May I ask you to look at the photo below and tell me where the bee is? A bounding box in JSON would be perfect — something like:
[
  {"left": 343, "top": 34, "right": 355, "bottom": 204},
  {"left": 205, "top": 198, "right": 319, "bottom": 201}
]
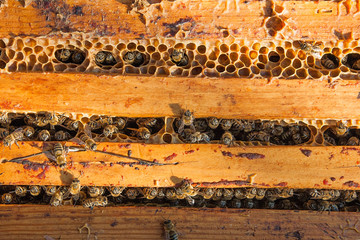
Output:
[
  {"left": 171, "top": 49, "right": 189, "bottom": 67},
  {"left": 71, "top": 50, "right": 85, "bottom": 64},
  {"left": 14, "top": 186, "right": 27, "bottom": 197},
  {"left": 271, "top": 125, "right": 284, "bottom": 136},
  {"left": 108, "top": 186, "right": 125, "bottom": 197},
  {"left": 83, "top": 196, "right": 108, "bottom": 208},
  {"left": 1, "top": 193, "right": 13, "bottom": 204},
  {"left": 199, "top": 188, "right": 215, "bottom": 199},
  {"left": 194, "top": 119, "right": 208, "bottom": 132},
  {"left": 278, "top": 188, "right": 294, "bottom": 198},
  {"left": 44, "top": 186, "right": 57, "bottom": 196},
  {"left": 76, "top": 125, "right": 97, "bottom": 151},
  {"left": 176, "top": 180, "right": 199, "bottom": 197},
  {"left": 208, "top": 117, "right": 220, "bottom": 129},
  {"left": 3, "top": 128, "right": 24, "bottom": 148},
  {"left": 129, "top": 127, "right": 151, "bottom": 140},
  {"left": 0, "top": 112, "right": 11, "bottom": 126},
  {"left": 188, "top": 131, "right": 210, "bottom": 143},
  {"left": 29, "top": 185, "right": 41, "bottom": 197},
  {"left": 69, "top": 178, "right": 82, "bottom": 200},
  {"left": 300, "top": 126, "right": 311, "bottom": 141},
  {"left": 297, "top": 41, "right": 322, "bottom": 58},
  {"left": 220, "top": 119, "right": 233, "bottom": 131},
  {"left": 98, "top": 116, "right": 114, "bottom": 127},
  {"left": 261, "top": 121, "right": 275, "bottom": 131},
  {"left": 220, "top": 131, "right": 235, "bottom": 146},
  {"left": 125, "top": 188, "right": 139, "bottom": 200},
  {"left": 88, "top": 120, "right": 102, "bottom": 130},
  {"left": 217, "top": 199, "right": 227, "bottom": 208},
  {"left": 347, "top": 136, "right": 359, "bottom": 146},
  {"left": 123, "top": 51, "right": 145, "bottom": 67},
  {"left": 342, "top": 190, "right": 357, "bottom": 202},
  {"left": 244, "top": 199, "right": 255, "bottom": 208},
  {"left": 50, "top": 188, "right": 64, "bottom": 206},
  {"left": 321, "top": 57, "right": 337, "bottom": 69},
  {"left": 53, "top": 143, "right": 67, "bottom": 168},
  {"left": 88, "top": 186, "right": 105, "bottom": 198},
  {"left": 321, "top": 190, "right": 340, "bottom": 201},
  {"left": 223, "top": 188, "right": 234, "bottom": 200},
  {"left": 265, "top": 188, "right": 281, "bottom": 201},
  {"left": 136, "top": 118, "right": 157, "bottom": 128},
  {"left": 55, "top": 49, "right": 72, "bottom": 62},
  {"left": 60, "top": 117, "right": 79, "bottom": 131},
  {"left": 114, "top": 117, "right": 126, "bottom": 130},
  {"left": 141, "top": 188, "right": 158, "bottom": 200},
  {"left": 166, "top": 189, "right": 178, "bottom": 200},
  {"left": 103, "top": 125, "right": 119, "bottom": 138},
  {"left": 0, "top": 128, "right": 9, "bottom": 139},
  {"left": 324, "top": 134, "right": 336, "bottom": 145},
  {"left": 23, "top": 126, "right": 35, "bottom": 138},
  {"left": 163, "top": 220, "right": 179, "bottom": 240},
  {"left": 309, "top": 189, "right": 322, "bottom": 199},
  {"left": 256, "top": 188, "right": 267, "bottom": 200},
  {"left": 234, "top": 188, "right": 246, "bottom": 200},
  {"left": 318, "top": 201, "right": 339, "bottom": 212},
  {"left": 212, "top": 189, "right": 223, "bottom": 201},
  {"left": 352, "top": 59, "right": 360, "bottom": 70},
  {"left": 233, "top": 120, "right": 255, "bottom": 132},
  {"left": 245, "top": 188, "right": 257, "bottom": 199},
  {"left": 304, "top": 200, "right": 318, "bottom": 210},
  {"left": 247, "top": 131, "right": 270, "bottom": 142},
  {"left": 95, "top": 51, "right": 116, "bottom": 66},
  {"left": 231, "top": 199, "right": 242, "bottom": 208},
  {"left": 177, "top": 110, "right": 196, "bottom": 134},
  {"left": 54, "top": 130, "right": 71, "bottom": 141},
  {"left": 38, "top": 129, "right": 51, "bottom": 141},
  {"left": 45, "top": 112, "right": 62, "bottom": 128},
  {"left": 264, "top": 200, "right": 275, "bottom": 209},
  {"left": 31, "top": 113, "right": 50, "bottom": 127},
  {"left": 157, "top": 188, "right": 166, "bottom": 199}
]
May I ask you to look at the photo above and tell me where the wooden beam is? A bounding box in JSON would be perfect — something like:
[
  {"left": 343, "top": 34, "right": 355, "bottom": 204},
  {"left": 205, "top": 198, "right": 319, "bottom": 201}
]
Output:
[
  {"left": 0, "top": 0, "right": 359, "bottom": 40},
  {"left": 0, "top": 205, "right": 358, "bottom": 239},
  {"left": 1, "top": 142, "right": 360, "bottom": 189},
  {"left": 0, "top": 73, "right": 360, "bottom": 119}
]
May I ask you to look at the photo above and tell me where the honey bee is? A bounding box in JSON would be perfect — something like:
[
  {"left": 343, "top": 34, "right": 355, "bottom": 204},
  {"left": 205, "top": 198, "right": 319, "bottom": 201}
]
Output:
[
  {"left": 352, "top": 59, "right": 360, "bottom": 70},
  {"left": 60, "top": 117, "right": 79, "bottom": 131},
  {"left": 244, "top": 199, "right": 255, "bottom": 208},
  {"left": 3, "top": 128, "right": 24, "bottom": 148},
  {"left": 223, "top": 188, "right": 234, "bottom": 200},
  {"left": 69, "top": 178, "right": 82, "bottom": 200},
  {"left": 1, "top": 193, "right": 13, "bottom": 204},
  {"left": 29, "top": 185, "right": 41, "bottom": 197},
  {"left": 256, "top": 188, "right": 267, "bottom": 200},
  {"left": 15, "top": 186, "right": 27, "bottom": 197},
  {"left": 123, "top": 51, "right": 145, "bottom": 67},
  {"left": 71, "top": 50, "right": 85, "bottom": 64},
  {"left": 177, "top": 110, "right": 196, "bottom": 134},
  {"left": 157, "top": 188, "right": 166, "bottom": 199},
  {"left": 297, "top": 41, "right": 322, "bottom": 58},
  {"left": 0, "top": 112, "right": 11, "bottom": 126},
  {"left": 23, "top": 126, "right": 35, "bottom": 138},
  {"left": 188, "top": 131, "right": 210, "bottom": 143},
  {"left": 233, "top": 120, "right": 255, "bottom": 132},
  {"left": 245, "top": 188, "right": 257, "bottom": 199},
  {"left": 54, "top": 130, "right": 71, "bottom": 141},
  {"left": 44, "top": 186, "right": 57, "bottom": 196},
  {"left": 264, "top": 200, "right": 275, "bottom": 209},
  {"left": 220, "top": 131, "right": 235, "bottom": 146},
  {"left": 208, "top": 117, "right": 220, "bottom": 129},
  {"left": 347, "top": 136, "right": 360, "bottom": 146},
  {"left": 265, "top": 188, "right": 281, "bottom": 201},
  {"left": 98, "top": 116, "right": 114, "bottom": 127},
  {"left": 194, "top": 119, "right": 208, "bottom": 132},
  {"left": 136, "top": 118, "right": 157, "bottom": 128},
  {"left": 83, "top": 196, "right": 108, "bottom": 208},
  {"left": 166, "top": 189, "right": 177, "bottom": 200},
  {"left": 0, "top": 128, "right": 9, "bottom": 139},
  {"left": 88, "top": 120, "right": 102, "bottom": 130},
  {"left": 50, "top": 188, "right": 64, "bottom": 206},
  {"left": 163, "top": 220, "right": 179, "bottom": 240},
  {"left": 247, "top": 131, "right": 270, "bottom": 142},
  {"left": 38, "top": 129, "right": 51, "bottom": 141},
  {"left": 278, "top": 188, "right": 294, "bottom": 198},
  {"left": 318, "top": 200, "right": 339, "bottom": 212},
  {"left": 220, "top": 119, "right": 233, "bottom": 131},
  {"left": 129, "top": 127, "right": 151, "bottom": 140},
  {"left": 324, "top": 134, "right": 336, "bottom": 145},
  {"left": 342, "top": 190, "right": 357, "bottom": 202},
  {"left": 95, "top": 51, "right": 116, "bottom": 66},
  {"left": 231, "top": 199, "right": 242, "bottom": 208},
  {"left": 103, "top": 125, "right": 119, "bottom": 138},
  {"left": 271, "top": 125, "right": 283, "bottom": 136},
  {"left": 125, "top": 188, "right": 139, "bottom": 200},
  {"left": 199, "top": 188, "right": 215, "bottom": 199},
  {"left": 304, "top": 200, "right": 317, "bottom": 210},
  {"left": 114, "top": 117, "right": 126, "bottom": 130},
  {"left": 55, "top": 49, "right": 72, "bottom": 62},
  {"left": 212, "top": 188, "right": 223, "bottom": 201},
  {"left": 321, "top": 56, "right": 338, "bottom": 69},
  {"left": 76, "top": 125, "right": 97, "bottom": 151},
  {"left": 141, "top": 188, "right": 158, "bottom": 200},
  {"left": 217, "top": 199, "right": 227, "bottom": 208},
  {"left": 171, "top": 49, "right": 189, "bottom": 67},
  {"left": 88, "top": 186, "right": 105, "bottom": 198},
  {"left": 53, "top": 143, "right": 67, "bottom": 168},
  {"left": 321, "top": 190, "right": 341, "bottom": 201},
  {"left": 30, "top": 113, "right": 50, "bottom": 127},
  {"left": 108, "top": 186, "right": 125, "bottom": 197},
  {"left": 234, "top": 188, "right": 246, "bottom": 200},
  {"left": 176, "top": 180, "right": 199, "bottom": 197}
]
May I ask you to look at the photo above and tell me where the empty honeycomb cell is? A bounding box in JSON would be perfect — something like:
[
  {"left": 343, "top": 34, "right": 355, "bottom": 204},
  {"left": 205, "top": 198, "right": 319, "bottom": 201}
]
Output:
[
  {"left": 43, "top": 63, "right": 54, "bottom": 72},
  {"left": 209, "top": 49, "right": 219, "bottom": 61},
  {"left": 260, "top": 70, "right": 272, "bottom": 78},
  {"left": 323, "top": 47, "right": 331, "bottom": 53},
  {"left": 292, "top": 59, "right": 302, "bottom": 69},
  {"left": 342, "top": 53, "right": 360, "bottom": 70},
  {"left": 54, "top": 64, "right": 67, "bottom": 72},
  {"left": 17, "top": 62, "right": 26, "bottom": 72},
  {"left": 155, "top": 66, "right": 170, "bottom": 76},
  {"left": 84, "top": 40, "right": 93, "bottom": 49},
  {"left": 249, "top": 50, "right": 258, "bottom": 59},
  {"left": 152, "top": 52, "right": 161, "bottom": 61},
  {"left": 286, "top": 49, "right": 296, "bottom": 59},
  {"left": 158, "top": 44, "right": 167, "bottom": 52},
  {"left": 282, "top": 66, "right": 295, "bottom": 77},
  {"left": 45, "top": 46, "right": 54, "bottom": 56},
  {"left": 240, "top": 46, "right": 249, "bottom": 54},
  {"left": 252, "top": 42, "right": 261, "bottom": 51},
  {"left": 268, "top": 51, "right": 280, "bottom": 62},
  {"left": 7, "top": 38, "right": 14, "bottom": 47},
  {"left": 229, "top": 52, "right": 239, "bottom": 62},
  {"left": 222, "top": 30, "right": 230, "bottom": 38},
  {"left": 306, "top": 56, "right": 315, "bottom": 67},
  {"left": 174, "top": 43, "right": 185, "bottom": 49},
  {"left": 226, "top": 65, "right": 236, "bottom": 73},
  {"left": 284, "top": 41, "right": 293, "bottom": 49},
  {"left": 238, "top": 67, "right": 250, "bottom": 77},
  {"left": 315, "top": 134, "right": 324, "bottom": 145},
  {"left": 0, "top": 60, "right": 6, "bottom": 69},
  {"left": 147, "top": 45, "right": 156, "bottom": 53},
  {"left": 330, "top": 69, "right": 341, "bottom": 77},
  {"left": 186, "top": 43, "right": 196, "bottom": 50},
  {"left": 280, "top": 58, "right": 291, "bottom": 68},
  {"left": 204, "top": 68, "right": 220, "bottom": 77},
  {"left": 148, "top": 65, "right": 157, "bottom": 75},
  {"left": 127, "top": 42, "right": 137, "bottom": 50},
  {"left": 162, "top": 133, "right": 173, "bottom": 143},
  {"left": 276, "top": 47, "right": 285, "bottom": 54},
  {"left": 7, "top": 49, "right": 15, "bottom": 59},
  {"left": 256, "top": 63, "right": 265, "bottom": 69},
  {"left": 38, "top": 38, "right": 49, "bottom": 46},
  {"left": 140, "top": 66, "right": 148, "bottom": 74},
  {"left": 320, "top": 54, "right": 339, "bottom": 69},
  {"left": 234, "top": 61, "right": 244, "bottom": 68},
  {"left": 34, "top": 45, "right": 43, "bottom": 54},
  {"left": 197, "top": 45, "right": 207, "bottom": 54},
  {"left": 38, "top": 53, "right": 48, "bottom": 64},
  {"left": 206, "top": 61, "right": 215, "bottom": 68},
  {"left": 24, "top": 38, "right": 36, "bottom": 47},
  {"left": 354, "top": 47, "right": 360, "bottom": 53},
  {"left": 340, "top": 66, "right": 349, "bottom": 72},
  {"left": 259, "top": 47, "right": 268, "bottom": 54},
  {"left": 230, "top": 43, "right": 240, "bottom": 52},
  {"left": 216, "top": 65, "right": 225, "bottom": 73},
  {"left": 331, "top": 47, "right": 341, "bottom": 56},
  {"left": 195, "top": 54, "right": 207, "bottom": 65},
  {"left": 104, "top": 45, "right": 114, "bottom": 51},
  {"left": 250, "top": 65, "right": 260, "bottom": 74},
  {"left": 125, "top": 65, "right": 140, "bottom": 74},
  {"left": 308, "top": 69, "right": 322, "bottom": 79},
  {"left": 220, "top": 44, "right": 229, "bottom": 52},
  {"left": 258, "top": 55, "right": 268, "bottom": 64},
  {"left": 15, "top": 39, "right": 24, "bottom": 51},
  {"left": 275, "top": 5, "right": 284, "bottom": 13},
  {"left": 297, "top": 51, "right": 306, "bottom": 60},
  {"left": 94, "top": 42, "right": 103, "bottom": 49},
  {"left": 240, "top": 54, "right": 251, "bottom": 67},
  {"left": 266, "top": 16, "right": 285, "bottom": 31},
  {"left": 116, "top": 43, "right": 126, "bottom": 51},
  {"left": 15, "top": 52, "right": 24, "bottom": 61},
  {"left": 0, "top": 40, "right": 5, "bottom": 48},
  {"left": 272, "top": 66, "right": 283, "bottom": 77},
  {"left": 320, "top": 70, "right": 329, "bottom": 76},
  {"left": 23, "top": 47, "right": 32, "bottom": 56},
  {"left": 7, "top": 62, "right": 17, "bottom": 72},
  {"left": 218, "top": 54, "right": 230, "bottom": 65}
]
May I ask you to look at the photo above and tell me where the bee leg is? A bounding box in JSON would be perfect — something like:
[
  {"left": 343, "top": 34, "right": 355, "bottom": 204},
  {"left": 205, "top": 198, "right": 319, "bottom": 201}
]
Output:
[{"left": 15, "top": 141, "right": 20, "bottom": 149}]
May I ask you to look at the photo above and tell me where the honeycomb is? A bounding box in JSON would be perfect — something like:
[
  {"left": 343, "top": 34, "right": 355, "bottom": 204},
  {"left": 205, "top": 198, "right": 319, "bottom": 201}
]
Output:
[
  {"left": 0, "top": 185, "right": 359, "bottom": 212},
  {"left": 1, "top": 36, "right": 360, "bottom": 79}
]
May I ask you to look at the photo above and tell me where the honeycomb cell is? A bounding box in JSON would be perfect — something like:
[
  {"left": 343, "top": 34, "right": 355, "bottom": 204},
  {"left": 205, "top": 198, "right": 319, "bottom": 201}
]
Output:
[
  {"left": 158, "top": 44, "right": 167, "bottom": 52},
  {"left": 206, "top": 61, "right": 215, "bottom": 68},
  {"left": 38, "top": 53, "right": 48, "bottom": 64},
  {"left": 229, "top": 52, "right": 239, "bottom": 62},
  {"left": 306, "top": 56, "right": 315, "bottom": 67},
  {"left": 151, "top": 52, "right": 161, "bottom": 61},
  {"left": 308, "top": 69, "right": 322, "bottom": 79},
  {"left": 0, "top": 60, "right": 6, "bottom": 69},
  {"left": 197, "top": 45, "right": 206, "bottom": 54},
  {"left": 280, "top": 58, "right": 291, "bottom": 68},
  {"left": 124, "top": 51, "right": 145, "bottom": 67},
  {"left": 15, "top": 52, "right": 24, "bottom": 61},
  {"left": 234, "top": 61, "right": 244, "bottom": 68},
  {"left": 34, "top": 45, "right": 43, "bottom": 54},
  {"left": 249, "top": 50, "right": 258, "bottom": 59},
  {"left": 342, "top": 53, "right": 360, "bottom": 70},
  {"left": 162, "top": 133, "right": 172, "bottom": 143},
  {"left": 186, "top": 43, "right": 196, "bottom": 50},
  {"left": 238, "top": 67, "right": 251, "bottom": 77},
  {"left": 286, "top": 49, "right": 296, "bottom": 59},
  {"left": 266, "top": 16, "right": 285, "bottom": 31},
  {"left": 226, "top": 65, "right": 236, "bottom": 73},
  {"left": 95, "top": 51, "right": 117, "bottom": 66},
  {"left": 125, "top": 65, "right": 140, "bottom": 74},
  {"left": 340, "top": 66, "right": 349, "bottom": 72},
  {"left": 354, "top": 47, "right": 360, "bottom": 53},
  {"left": 272, "top": 66, "right": 283, "bottom": 77},
  {"left": 15, "top": 39, "right": 24, "bottom": 51},
  {"left": 43, "top": 63, "right": 54, "bottom": 72},
  {"left": 282, "top": 66, "right": 295, "bottom": 77},
  {"left": 156, "top": 67, "right": 170, "bottom": 76},
  {"left": 268, "top": 51, "right": 280, "bottom": 62},
  {"left": 251, "top": 65, "right": 260, "bottom": 74},
  {"left": 116, "top": 43, "right": 126, "bottom": 51},
  {"left": 258, "top": 54, "right": 268, "bottom": 64},
  {"left": 195, "top": 54, "right": 207, "bottom": 65},
  {"left": 297, "top": 50, "right": 306, "bottom": 60},
  {"left": 23, "top": 47, "right": 32, "bottom": 56},
  {"left": 148, "top": 65, "right": 156, "bottom": 75},
  {"left": 147, "top": 45, "right": 156, "bottom": 53},
  {"left": 171, "top": 68, "right": 183, "bottom": 76},
  {"left": 230, "top": 43, "right": 240, "bottom": 52},
  {"left": 275, "top": 5, "right": 284, "bottom": 13},
  {"left": 209, "top": 48, "right": 220, "bottom": 61},
  {"left": 127, "top": 42, "right": 137, "bottom": 50},
  {"left": 17, "top": 62, "right": 26, "bottom": 72},
  {"left": 218, "top": 54, "right": 230, "bottom": 65},
  {"left": 220, "top": 44, "right": 229, "bottom": 53},
  {"left": 252, "top": 42, "right": 261, "bottom": 51},
  {"left": 204, "top": 68, "right": 220, "bottom": 77},
  {"left": 7, "top": 49, "right": 15, "bottom": 59},
  {"left": 240, "top": 46, "right": 249, "bottom": 54},
  {"left": 292, "top": 59, "right": 302, "bottom": 69},
  {"left": 260, "top": 70, "right": 271, "bottom": 78},
  {"left": 330, "top": 69, "right": 341, "bottom": 77},
  {"left": 54, "top": 64, "right": 67, "bottom": 72},
  {"left": 240, "top": 54, "right": 251, "bottom": 67},
  {"left": 24, "top": 38, "right": 36, "bottom": 47},
  {"left": 216, "top": 65, "right": 225, "bottom": 73},
  {"left": 276, "top": 47, "right": 285, "bottom": 54},
  {"left": 256, "top": 63, "right": 265, "bottom": 69},
  {"left": 320, "top": 53, "right": 339, "bottom": 69},
  {"left": 8, "top": 62, "right": 17, "bottom": 72}
]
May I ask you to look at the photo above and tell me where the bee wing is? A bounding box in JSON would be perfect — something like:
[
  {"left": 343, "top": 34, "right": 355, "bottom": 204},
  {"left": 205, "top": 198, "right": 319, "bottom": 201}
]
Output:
[
  {"left": 43, "top": 150, "right": 56, "bottom": 162},
  {"left": 84, "top": 124, "right": 92, "bottom": 137},
  {"left": 12, "top": 127, "right": 24, "bottom": 133},
  {"left": 70, "top": 137, "right": 85, "bottom": 146}
]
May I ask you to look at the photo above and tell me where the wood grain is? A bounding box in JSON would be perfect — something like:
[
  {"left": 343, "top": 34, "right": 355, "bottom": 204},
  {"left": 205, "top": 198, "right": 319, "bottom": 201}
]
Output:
[
  {"left": 0, "top": 0, "right": 358, "bottom": 40},
  {"left": 0, "top": 205, "right": 358, "bottom": 240},
  {"left": 0, "top": 73, "right": 360, "bottom": 119},
  {"left": 1, "top": 142, "right": 360, "bottom": 189}
]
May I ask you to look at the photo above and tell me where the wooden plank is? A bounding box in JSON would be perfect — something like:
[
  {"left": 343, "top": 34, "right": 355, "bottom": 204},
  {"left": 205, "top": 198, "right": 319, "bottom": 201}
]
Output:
[
  {"left": 0, "top": 0, "right": 358, "bottom": 40},
  {"left": 0, "top": 205, "right": 358, "bottom": 240},
  {"left": 0, "top": 73, "right": 360, "bottom": 119},
  {"left": 1, "top": 142, "right": 360, "bottom": 189}
]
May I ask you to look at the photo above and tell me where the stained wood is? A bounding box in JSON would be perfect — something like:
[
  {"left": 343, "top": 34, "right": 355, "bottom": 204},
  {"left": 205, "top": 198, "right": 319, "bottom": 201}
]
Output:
[
  {"left": 0, "top": 73, "right": 360, "bottom": 119},
  {"left": 1, "top": 142, "right": 360, "bottom": 189},
  {"left": 0, "top": 205, "right": 358, "bottom": 240},
  {"left": 0, "top": 0, "right": 358, "bottom": 40}
]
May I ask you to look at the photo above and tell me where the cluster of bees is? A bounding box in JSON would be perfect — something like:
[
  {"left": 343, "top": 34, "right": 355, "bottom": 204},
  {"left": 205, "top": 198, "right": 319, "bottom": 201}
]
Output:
[
  {"left": 324, "top": 122, "right": 360, "bottom": 146},
  {"left": 1, "top": 181, "right": 360, "bottom": 212}
]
